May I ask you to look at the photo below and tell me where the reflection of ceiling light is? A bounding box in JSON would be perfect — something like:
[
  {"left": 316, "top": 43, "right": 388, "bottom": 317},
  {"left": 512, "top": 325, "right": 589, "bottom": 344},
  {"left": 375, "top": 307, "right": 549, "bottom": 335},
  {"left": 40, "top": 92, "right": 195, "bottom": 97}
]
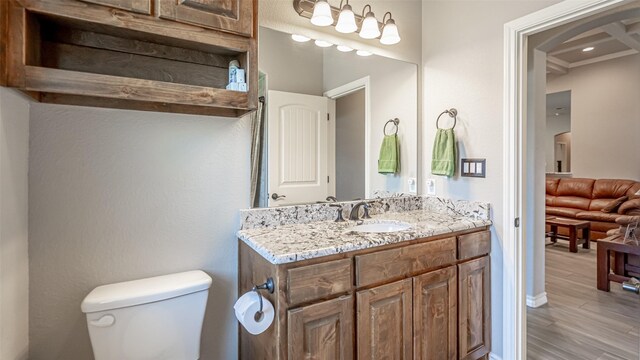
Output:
[
  {"left": 310, "top": 0, "right": 333, "bottom": 26},
  {"left": 291, "top": 34, "right": 311, "bottom": 42},
  {"left": 337, "top": 45, "right": 354, "bottom": 52},
  {"left": 555, "top": 112, "right": 559, "bottom": 116},
  {"left": 336, "top": 3, "right": 357, "bottom": 33},
  {"left": 356, "top": 50, "right": 373, "bottom": 56},
  {"left": 314, "top": 40, "right": 334, "bottom": 48},
  {"left": 582, "top": 46, "right": 594, "bottom": 52}
]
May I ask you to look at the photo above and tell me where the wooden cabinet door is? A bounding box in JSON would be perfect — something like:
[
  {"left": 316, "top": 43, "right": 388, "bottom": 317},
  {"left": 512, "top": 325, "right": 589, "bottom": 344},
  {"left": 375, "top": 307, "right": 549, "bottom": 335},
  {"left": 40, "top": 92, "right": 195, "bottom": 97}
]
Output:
[
  {"left": 159, "top": 0, "right": 254, "bottom": 37},
  {"left": 287, "top": 295, "right": 354, "bottom": 360},
  {"left": 413, "top": 266, "right": 457, "bottom": 360},
  {"left": 458, "top": 256, "right": 491, "bottom": 360},
  {"left": 357, "top": 278, "right": 412, "bottom": 360},
  {"left": 79, "top": 0, "right": 152, "bottom": 14}
]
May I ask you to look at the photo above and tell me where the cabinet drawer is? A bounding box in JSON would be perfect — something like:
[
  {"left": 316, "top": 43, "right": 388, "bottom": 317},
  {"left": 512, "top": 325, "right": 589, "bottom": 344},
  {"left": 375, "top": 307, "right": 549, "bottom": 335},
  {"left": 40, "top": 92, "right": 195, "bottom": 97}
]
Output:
[
  {"left": 79, "top": 0, "right": 152, "bottom": 14},
  {"left": 355, "top": 237, "right": 456, "bottom": 287},
  {"left": 287, "top": 258, "right": 352, "bottom": 305},
  {"left": 458, "top": 231, "right": 491, "bottom": 260}
]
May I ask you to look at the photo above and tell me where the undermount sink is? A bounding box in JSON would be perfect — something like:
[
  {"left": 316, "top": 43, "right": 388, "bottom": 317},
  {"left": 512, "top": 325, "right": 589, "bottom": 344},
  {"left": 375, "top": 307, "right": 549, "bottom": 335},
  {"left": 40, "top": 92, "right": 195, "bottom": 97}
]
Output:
[{"left": 349, "top": 221, "right": 411, "bottom": 233}]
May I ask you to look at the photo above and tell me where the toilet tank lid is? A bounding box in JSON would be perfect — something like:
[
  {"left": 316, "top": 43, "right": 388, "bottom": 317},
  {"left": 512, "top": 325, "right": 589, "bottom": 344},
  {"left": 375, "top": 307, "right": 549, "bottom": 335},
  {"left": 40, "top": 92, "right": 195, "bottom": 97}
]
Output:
[{"left": 81, "top": 270, "right": 212, "bottom": 313}]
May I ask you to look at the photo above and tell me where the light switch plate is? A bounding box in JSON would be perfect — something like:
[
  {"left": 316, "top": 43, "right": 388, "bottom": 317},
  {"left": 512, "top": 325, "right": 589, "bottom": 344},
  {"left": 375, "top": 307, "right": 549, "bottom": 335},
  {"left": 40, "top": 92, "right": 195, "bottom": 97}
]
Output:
[{"left": 461, "top": 158, "right": 486, "bottom": 178}]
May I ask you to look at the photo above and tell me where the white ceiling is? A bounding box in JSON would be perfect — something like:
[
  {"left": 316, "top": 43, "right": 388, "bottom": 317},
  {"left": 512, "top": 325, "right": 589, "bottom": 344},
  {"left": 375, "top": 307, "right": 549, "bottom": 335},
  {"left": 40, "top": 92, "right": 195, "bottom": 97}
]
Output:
[{"left": 546, "top": 18, "right": 640, "bottom": 75}]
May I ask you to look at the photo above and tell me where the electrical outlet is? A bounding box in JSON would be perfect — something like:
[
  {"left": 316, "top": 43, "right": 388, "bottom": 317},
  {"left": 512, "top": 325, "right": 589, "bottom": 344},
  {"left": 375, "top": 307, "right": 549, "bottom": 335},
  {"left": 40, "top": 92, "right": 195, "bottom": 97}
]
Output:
[
  {"left": 408, "top": 178, "right": 417, "bottom": 194},
  {"left": 426, "top": 179, "right": 436, "bottom": 196}
]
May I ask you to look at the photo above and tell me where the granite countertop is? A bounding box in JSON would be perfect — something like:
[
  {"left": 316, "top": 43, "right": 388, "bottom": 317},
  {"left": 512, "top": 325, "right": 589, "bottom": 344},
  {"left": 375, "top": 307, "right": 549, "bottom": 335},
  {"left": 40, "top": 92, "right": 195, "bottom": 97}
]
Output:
[{"left": 237, "top": 210, "right": 492, "bottom": 265}]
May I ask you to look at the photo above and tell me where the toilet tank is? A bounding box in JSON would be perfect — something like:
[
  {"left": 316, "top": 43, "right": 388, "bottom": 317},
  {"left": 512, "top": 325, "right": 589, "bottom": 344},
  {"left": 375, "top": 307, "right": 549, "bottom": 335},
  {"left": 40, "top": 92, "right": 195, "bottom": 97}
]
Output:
[{"left": 81, "top": 270, "right": 212, "bottom": 360}]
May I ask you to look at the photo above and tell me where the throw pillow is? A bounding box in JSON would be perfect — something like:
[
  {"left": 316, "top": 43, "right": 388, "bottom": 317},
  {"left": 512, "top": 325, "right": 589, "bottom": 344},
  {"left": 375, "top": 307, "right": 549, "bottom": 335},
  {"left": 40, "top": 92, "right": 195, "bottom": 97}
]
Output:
[
  {"left": 618, "top": 198, "right": 640, "bottom": 215},
  {"left": 601, "top": 196, "right": 628, "bottom": 213}
]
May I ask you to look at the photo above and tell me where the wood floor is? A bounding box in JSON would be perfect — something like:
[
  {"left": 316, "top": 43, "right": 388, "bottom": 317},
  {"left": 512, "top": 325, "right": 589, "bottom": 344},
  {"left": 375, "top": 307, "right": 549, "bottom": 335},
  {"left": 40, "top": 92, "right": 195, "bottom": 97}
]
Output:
[{"left": 527, "top": 241, "right": 640, "bottom": 360}]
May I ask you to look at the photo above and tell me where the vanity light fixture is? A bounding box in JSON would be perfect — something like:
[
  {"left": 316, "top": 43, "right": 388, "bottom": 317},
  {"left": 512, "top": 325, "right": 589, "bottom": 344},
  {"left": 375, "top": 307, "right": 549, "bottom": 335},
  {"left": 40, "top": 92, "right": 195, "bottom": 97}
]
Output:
[
  {"left": 291, "top": 34, "right": 311, "bottom": 42},
  {"left": 582, "top": 46, "right": 594, "bottom": 52},
  {"left": 335, "top": 0, "right": 357, "bottom": 33},
  {"left": 336, "top": 45, "right": 354, "bottom": 52},
  {"left": 359, "top": 5, "right": 380, "bottom": 39},
  {"left": 315, "top": 39, "right": 334, "bottom": 47},
  {"left": 294, "top": 1, "right": 400, "bottom": 45},
  {"left": 380, "top": 12, "right": 400, "bottom": 45},
  {"left": 356, "top": 50, "right": 373, "bottom": 56},
  {"left": 310, "top": 0, "right": 334, "bottom": 26}
]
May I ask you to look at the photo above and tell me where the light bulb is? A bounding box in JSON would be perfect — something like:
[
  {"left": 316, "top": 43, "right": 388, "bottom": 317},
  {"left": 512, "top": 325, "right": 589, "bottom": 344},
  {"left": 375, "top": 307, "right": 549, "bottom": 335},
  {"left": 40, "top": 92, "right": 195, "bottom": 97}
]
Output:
[
  {"left": 311, "top": 0, "right": 334, "bottom": 27},
  {"left": 335, "top": 4, "right": 357, "bottom": 33},
  {"left": 380, "top": 18, "right": 400, "bottom": 45},
  {"left": 356, "top": 50, "right": 372, "bottom": 56},
  {"left": 359, "top": 11, "right": 380, "bottom": 39},
  {"left": 337, "top": 45, "right": 354, "bottom": 52}
]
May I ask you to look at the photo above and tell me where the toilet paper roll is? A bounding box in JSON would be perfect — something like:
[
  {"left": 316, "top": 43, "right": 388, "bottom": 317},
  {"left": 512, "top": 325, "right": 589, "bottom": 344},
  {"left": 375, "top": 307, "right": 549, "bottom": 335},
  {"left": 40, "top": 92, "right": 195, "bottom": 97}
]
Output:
[{"left": 234, "top": 291, "right": 274, "bottom": 335}]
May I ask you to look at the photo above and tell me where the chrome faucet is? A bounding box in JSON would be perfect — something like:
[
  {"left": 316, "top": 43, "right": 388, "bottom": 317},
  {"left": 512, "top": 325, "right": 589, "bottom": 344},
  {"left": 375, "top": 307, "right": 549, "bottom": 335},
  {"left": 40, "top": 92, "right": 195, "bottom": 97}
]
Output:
[{"left": 349, "top": 201, "right": 371, "bottom": 221}]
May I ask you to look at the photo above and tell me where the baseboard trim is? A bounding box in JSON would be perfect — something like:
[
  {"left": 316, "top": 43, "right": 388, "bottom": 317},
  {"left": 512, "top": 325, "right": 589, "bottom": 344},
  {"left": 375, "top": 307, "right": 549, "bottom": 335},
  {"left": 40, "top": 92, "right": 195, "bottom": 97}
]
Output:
[
  {"left": 526, "top": 292, "right": 548, "bottom": 308},
  {"left": 489, "top": 352, "right": 502, "bottom": 360}
]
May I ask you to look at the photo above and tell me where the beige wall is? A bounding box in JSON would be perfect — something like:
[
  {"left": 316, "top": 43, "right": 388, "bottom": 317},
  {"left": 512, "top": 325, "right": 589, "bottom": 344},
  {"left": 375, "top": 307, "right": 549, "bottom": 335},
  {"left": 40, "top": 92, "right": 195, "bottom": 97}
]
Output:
[
  {"left": 0, "top": 88, "right": 30, "bottom": 360},
  {"left": 28, "top": 104, "right": 251, "bottom": 360},
  {"left": 546, "top": 54, "right": 640, "bottom": 180},
  {"left": 422, "top": 1, "right": 561, "bottom": 357},
  {"left": 258, "top": 27, "right": 324, "bottom": 96}
]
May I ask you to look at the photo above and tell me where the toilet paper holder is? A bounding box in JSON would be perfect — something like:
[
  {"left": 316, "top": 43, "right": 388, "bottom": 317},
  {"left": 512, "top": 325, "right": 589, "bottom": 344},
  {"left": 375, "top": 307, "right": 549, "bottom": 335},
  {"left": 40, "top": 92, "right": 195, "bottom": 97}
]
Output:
[{"left": 252, "top": 278, "right": 274, "bottom": 320}]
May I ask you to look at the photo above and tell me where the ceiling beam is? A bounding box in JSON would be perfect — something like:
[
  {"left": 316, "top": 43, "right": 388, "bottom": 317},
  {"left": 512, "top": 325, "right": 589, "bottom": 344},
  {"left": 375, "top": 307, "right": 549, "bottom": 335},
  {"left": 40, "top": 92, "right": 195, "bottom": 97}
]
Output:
[
  {"left": 547, "top": 55, "right": 570, "bottom": 69},
  {"left": 602, "top": 22, "right": 640, "bottom": 52},
  {"left": 546, "top": 62, "right": 568, "bottom": 75},
  {"left": 627, "top": 21, "right": 640, "bottom": 35}
]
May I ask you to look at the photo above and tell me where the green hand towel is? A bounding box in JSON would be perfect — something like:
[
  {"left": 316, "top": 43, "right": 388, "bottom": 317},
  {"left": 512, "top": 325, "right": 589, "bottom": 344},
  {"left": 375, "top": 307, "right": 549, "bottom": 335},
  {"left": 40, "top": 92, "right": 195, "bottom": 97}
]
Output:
[
  {"left": 378, "top": 134, "right": 400, "bottom": 174},
  {"left": 431, "top": 128, "right": 456, "bottom": 177}
]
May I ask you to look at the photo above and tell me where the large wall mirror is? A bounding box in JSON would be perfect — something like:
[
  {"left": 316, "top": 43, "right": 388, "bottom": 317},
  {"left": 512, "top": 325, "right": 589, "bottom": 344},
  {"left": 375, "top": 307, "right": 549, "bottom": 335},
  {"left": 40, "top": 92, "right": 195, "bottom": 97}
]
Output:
[{"left": 251, "top": 26, "right": 418, "bottom": 207}]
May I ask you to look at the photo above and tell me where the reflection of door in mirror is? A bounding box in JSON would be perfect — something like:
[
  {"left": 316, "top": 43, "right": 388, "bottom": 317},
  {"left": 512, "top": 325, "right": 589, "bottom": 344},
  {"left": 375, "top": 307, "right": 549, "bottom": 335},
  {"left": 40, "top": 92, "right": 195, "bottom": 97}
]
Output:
[
  {"left": 267, "top": 90, "right": 334, "bottom": 206},
  {"left": 554, "top": 132, "right": 571, "bottom": 172}
]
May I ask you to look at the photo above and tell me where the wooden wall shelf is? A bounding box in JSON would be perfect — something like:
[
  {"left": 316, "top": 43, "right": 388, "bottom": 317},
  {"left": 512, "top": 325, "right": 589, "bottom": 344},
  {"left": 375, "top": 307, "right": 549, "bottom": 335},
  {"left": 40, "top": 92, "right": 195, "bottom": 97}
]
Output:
[{"left": 1, "top": 0, "right": 258, "bottom": 117}]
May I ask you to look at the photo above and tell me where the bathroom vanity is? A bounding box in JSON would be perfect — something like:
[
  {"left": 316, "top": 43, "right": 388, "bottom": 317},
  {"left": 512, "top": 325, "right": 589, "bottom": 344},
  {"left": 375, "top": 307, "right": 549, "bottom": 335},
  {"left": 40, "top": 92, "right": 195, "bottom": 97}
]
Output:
[{"left": 237, "top": 197, "right": 492, "bottom": 360}]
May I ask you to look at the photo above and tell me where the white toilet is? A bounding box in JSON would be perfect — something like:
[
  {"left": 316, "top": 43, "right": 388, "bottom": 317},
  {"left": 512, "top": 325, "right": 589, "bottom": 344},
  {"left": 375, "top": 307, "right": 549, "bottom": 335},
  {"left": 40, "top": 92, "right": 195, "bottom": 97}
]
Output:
[{"left": 81, "top": 270, "right": 212, "bottom": 360}]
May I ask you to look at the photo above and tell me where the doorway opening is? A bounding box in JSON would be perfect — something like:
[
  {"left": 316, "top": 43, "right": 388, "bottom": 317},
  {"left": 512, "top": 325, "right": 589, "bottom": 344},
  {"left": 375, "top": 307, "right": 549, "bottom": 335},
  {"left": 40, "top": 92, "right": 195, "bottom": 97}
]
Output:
[{"left": 503, "top": 1, "right": 640, "bottom": 359}]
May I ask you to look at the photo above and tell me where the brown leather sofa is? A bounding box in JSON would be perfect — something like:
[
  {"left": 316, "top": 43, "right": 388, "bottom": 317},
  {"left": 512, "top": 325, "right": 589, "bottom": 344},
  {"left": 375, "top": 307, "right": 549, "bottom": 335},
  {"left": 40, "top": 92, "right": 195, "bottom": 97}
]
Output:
[{"left": 546, "top": 178, "right": 640, "bottom": 240}]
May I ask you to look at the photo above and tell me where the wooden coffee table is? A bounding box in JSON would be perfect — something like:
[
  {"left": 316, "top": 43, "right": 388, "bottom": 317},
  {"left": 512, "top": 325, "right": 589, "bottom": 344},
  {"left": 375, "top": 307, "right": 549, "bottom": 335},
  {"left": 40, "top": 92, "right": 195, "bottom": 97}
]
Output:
[
  {"left": 545, "top": 217, "right": 591, "bottom": 253},
  {"left": 597, "top": 234, "right": 640, "bottom": 291}
]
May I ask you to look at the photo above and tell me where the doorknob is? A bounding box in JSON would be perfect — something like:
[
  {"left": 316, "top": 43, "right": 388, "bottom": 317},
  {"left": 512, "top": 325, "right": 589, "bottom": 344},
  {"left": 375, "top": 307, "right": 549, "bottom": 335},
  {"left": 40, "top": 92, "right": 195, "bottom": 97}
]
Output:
[{"left": 271, "top": 193, "right": 286, "bottom": 200}]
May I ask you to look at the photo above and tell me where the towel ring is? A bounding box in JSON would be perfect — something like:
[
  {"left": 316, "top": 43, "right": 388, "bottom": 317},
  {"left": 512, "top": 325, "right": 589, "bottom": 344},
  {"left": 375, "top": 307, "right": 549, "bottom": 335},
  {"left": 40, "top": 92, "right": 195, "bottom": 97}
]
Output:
[
  {"left": 383, "top": 118, "right": 400, "bottom": 136},
  {"left": 436, "top": 108, "right": 457, "bottom": 130}
]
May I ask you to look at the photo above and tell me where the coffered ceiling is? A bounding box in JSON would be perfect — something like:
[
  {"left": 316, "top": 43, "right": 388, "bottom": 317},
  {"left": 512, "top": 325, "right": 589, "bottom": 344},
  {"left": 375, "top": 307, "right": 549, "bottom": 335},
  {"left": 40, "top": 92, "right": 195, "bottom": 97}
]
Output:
[{"left": 547, "top": 18, "right": 640, "bottom": 75}]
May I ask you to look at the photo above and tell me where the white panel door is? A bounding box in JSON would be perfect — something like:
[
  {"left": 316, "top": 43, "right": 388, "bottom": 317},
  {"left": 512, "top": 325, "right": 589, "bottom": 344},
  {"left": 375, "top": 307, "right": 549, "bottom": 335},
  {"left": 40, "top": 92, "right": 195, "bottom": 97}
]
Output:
[{"left": 268, "top": 90, "right": 330, "bottom": 206}]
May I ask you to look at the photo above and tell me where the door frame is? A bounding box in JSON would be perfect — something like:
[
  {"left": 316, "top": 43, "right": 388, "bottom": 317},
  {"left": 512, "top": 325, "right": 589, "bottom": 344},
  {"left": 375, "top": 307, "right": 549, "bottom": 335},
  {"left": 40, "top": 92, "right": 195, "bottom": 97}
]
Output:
[
  {"left": 324, "top": 76, "right": 371, "bottom": 198},
  {"left": 502, "top": 0, "right": 627, "bottom": 359}
]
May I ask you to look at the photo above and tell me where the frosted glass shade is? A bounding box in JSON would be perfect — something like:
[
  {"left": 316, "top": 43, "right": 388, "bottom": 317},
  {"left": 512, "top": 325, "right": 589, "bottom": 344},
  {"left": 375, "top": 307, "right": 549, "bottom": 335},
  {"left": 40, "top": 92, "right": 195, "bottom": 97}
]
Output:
[
  {"left": 380, "top": 19, "right": 400, "bottom": 45},
  {"left": 335, "top": 5, "right": 357, "bottom": 33},
  {"left": 311, "top": 0, "right": 334, "bottom": 27},
  {"left": 359, "top": 12, "right": 380, "bottom": 39}
]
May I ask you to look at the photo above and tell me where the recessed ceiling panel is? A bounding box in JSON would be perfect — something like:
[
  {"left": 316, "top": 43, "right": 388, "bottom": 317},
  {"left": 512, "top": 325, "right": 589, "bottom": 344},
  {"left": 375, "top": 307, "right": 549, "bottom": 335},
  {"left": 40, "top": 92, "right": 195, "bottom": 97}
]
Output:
[{"left": 554, "top": 38, "right": 631, "bottom": 63}]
